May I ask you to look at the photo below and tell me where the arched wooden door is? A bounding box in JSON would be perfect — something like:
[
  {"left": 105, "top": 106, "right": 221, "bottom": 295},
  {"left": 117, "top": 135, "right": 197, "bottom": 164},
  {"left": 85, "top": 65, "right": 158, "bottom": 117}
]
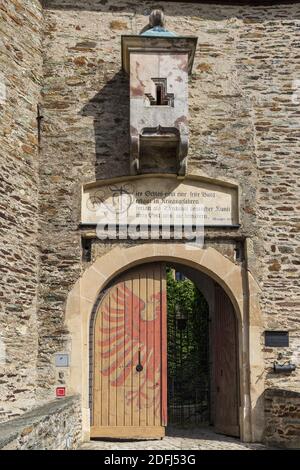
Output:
[
  {"left": 91, "top": 263, "right": 167, "bottom": 439},
  {"left": 213, "top": 283, "right": 240, "bottom": 437}
]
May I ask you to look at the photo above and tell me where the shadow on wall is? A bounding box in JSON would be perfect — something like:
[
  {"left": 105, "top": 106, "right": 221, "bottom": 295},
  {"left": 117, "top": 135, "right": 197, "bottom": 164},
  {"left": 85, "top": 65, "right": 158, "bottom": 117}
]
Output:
[
  {"left": 42, "top": 0, "right": 284, "bottom": 23},
  {"left": 80, "top": 70, "right": 130, "bottom": 180}
]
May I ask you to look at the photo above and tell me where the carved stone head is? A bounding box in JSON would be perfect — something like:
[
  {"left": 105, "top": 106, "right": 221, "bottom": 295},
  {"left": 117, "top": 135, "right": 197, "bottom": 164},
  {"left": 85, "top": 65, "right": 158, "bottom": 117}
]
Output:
[{"left": 149, "top": 9, "right": 165, "bottom": 28}]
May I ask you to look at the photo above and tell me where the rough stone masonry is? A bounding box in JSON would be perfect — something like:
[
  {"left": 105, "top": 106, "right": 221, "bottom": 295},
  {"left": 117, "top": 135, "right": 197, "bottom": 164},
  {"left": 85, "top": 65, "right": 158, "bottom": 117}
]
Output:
[{"left": 0, "top": 0, "right": 299, "bottom": 448}]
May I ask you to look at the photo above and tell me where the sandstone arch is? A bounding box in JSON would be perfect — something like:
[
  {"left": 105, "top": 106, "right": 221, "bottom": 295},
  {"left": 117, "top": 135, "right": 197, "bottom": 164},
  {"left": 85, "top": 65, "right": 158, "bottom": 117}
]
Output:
[{"left": 65, "top": 243, "right": 264, "bottom": 442}]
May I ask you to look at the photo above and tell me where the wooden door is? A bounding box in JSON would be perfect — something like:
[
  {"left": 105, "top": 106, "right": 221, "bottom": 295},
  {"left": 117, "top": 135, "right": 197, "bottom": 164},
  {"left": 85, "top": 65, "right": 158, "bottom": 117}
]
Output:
[
  {"left": 91, "top": 263, "right": 167, "bottom": 439},
  {"left": 213, "top": 284, "right": 239, "bottom": 437}
]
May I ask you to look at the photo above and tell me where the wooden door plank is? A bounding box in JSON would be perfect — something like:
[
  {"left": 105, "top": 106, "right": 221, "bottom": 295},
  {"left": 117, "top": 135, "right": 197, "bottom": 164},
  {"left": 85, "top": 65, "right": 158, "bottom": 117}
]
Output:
[
  {"left": 116, "top": 282, "right": 125, "bottom": 427},
  {"left": 109, "top": 286, "right": 118, "bottom": 427},
  {"left": 132, "top": 274, "right": 140, "bottom": 427},
  {"left": 124, "top": 276, "right": 133, "bottom": 427},
  {"left": 146, "top": 265, "right": 154, "bottom": 426},
  {"left": 139, "top": 268, "right": 147, "bottom": 427},
  {"left": 160, "top": 263, "right": 167, "bottom": 427},
  {"left": 153, "top": 264, "right": 161, "bottom": 427}
]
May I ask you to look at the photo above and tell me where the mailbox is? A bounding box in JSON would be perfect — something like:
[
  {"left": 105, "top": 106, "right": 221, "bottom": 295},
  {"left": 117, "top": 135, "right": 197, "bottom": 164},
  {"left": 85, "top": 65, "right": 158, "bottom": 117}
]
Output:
[{"left": 273, "top": 362, "right": 296, "bottom": 373}]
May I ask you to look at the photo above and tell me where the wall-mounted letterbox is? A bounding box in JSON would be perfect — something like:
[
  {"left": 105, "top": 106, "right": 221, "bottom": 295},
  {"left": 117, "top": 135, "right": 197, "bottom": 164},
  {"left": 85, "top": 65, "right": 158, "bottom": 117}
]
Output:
[
  {"left": 273, "top": 362, "right": 296, "bottom": 373},
  {"left": 265, "top": 331, "right": 289, "bottom": 347}
]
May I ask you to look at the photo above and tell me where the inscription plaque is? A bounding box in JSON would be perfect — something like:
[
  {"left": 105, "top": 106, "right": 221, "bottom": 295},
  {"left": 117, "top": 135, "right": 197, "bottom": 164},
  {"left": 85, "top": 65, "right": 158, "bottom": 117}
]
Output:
[{"left": 81, "top": 175, "right": 239, "bottom": 227}]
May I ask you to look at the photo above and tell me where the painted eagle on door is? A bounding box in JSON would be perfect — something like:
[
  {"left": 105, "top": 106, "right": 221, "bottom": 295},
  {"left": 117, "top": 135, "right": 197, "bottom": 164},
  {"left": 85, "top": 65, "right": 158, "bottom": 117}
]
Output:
[{"left": 97, "top": 281, "right": 166, "bottom": 416}]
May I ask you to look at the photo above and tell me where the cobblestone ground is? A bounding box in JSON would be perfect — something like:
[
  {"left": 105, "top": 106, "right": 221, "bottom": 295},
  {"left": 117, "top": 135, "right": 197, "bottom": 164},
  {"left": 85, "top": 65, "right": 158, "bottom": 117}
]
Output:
[{"left": 79, "top": 427, "right": 271, "bottom": 450}]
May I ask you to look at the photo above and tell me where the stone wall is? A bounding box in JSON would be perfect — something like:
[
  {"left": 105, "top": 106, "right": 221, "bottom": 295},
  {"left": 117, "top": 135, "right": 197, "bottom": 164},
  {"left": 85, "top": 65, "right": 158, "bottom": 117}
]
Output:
[
  {"left": 248, "top": 9, "right": 300, "bottom": 391},
  {"left": 38, "top": 0, "right": 299, "bottom": 402},
  {"left": 264, "top": 389, "right": 300, "bottom": 449},
  {"left": 0, "top": 0, "right": 43, "bottom": 421},
  {"left": 0, "top": 395, "right": 82, "bottom": 450},
  {"left": 0, "top": 0, "right": 299, "bottom": 444}
]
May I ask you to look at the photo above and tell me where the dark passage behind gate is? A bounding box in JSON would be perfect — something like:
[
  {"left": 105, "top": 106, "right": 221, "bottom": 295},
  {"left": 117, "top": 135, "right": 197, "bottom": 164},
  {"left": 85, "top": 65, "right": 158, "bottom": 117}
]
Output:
[{"left": 167, "top": 268, "right": 210, "bottom": 426}]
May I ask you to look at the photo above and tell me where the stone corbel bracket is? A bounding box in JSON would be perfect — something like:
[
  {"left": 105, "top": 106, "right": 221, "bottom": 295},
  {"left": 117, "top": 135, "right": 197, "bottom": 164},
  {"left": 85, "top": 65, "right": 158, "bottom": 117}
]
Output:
[{"left": 121, "top": 35, "right": 197, "bottom": 176}]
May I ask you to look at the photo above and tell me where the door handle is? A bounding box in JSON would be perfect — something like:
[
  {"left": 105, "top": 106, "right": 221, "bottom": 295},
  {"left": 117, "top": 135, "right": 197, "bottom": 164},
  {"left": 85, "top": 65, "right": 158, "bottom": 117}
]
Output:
[{"left": 136, "top": 349, "right": 143, "bottom": 373}]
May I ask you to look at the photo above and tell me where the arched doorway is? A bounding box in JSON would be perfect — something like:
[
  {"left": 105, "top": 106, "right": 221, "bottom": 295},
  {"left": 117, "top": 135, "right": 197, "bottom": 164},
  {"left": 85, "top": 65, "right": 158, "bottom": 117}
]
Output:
[
  {"left": 89, "top": 261, "right": 240, "bottom": 439},
  {"left": 65, "top": 243, "right": 265, "bottom": 442}
]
